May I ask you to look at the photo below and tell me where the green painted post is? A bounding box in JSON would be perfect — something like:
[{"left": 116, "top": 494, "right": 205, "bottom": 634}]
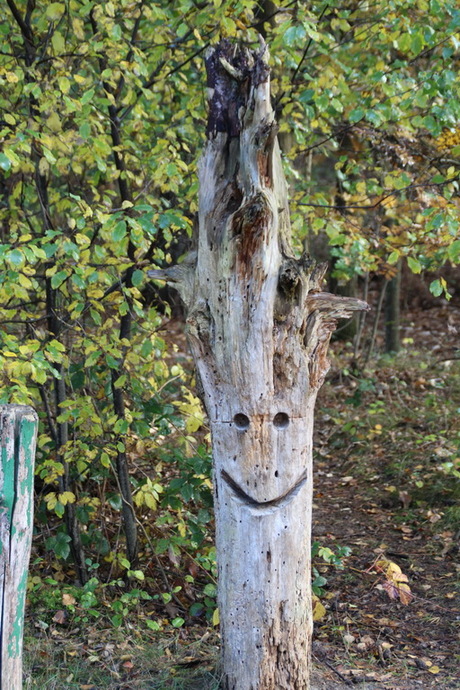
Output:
[{"left": 0, "top": 406, "right": 38, "bottom": 690}]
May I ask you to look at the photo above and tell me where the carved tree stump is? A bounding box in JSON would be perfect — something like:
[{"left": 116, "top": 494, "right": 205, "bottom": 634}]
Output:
[
  {"left": 0, "top": 405, "right": 38, "bottom": 690},
  {"left": 150, "top": 39, "right": 367, "bottom": 690}
]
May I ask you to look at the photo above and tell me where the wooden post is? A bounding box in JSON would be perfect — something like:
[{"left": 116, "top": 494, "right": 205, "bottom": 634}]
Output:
[
  {"left": 0, "top": 405, "right": 38, "bottom": 690},
  {"left": 150, "top": 39, "right": 368, "bottom": 689}
]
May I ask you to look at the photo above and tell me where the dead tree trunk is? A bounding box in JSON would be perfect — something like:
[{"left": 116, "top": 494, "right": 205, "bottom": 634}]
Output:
[{"left": 150, "top": 39, "right": 367, "bottom": 690}]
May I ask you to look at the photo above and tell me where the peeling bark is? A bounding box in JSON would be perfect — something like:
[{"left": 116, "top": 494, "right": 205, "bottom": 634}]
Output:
[{"left": 150, "top": 38, "right": 368, "bottom": 690}]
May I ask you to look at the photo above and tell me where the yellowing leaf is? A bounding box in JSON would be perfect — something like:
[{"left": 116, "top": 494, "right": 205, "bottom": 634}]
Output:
[
  {"left": 47, "top": 112, "right": 62, "bottom": 132},
  {"left": 134, "top": 491, "right": 144, "bottom": 507},
  {"left": 212, "top": 607, "right": 220, "bottom": 626},
  {"left": 428, "top": 666, "right": 440, "bottom": 674},
  {"left": 51, "top": 31, "right": 65, "bottom": 53},
  {"left": 174, "top": 389, "right": 205, "bottom": 433},
  {"left": 100, "top": 452, "right": 111, "bottom": 468},
  {"left": 59, "top": 491, "right": 76, "bottom": 505},
  {"left": 398, "top": 582, "right": 413, "bottom": 605},
  {"left": 58, "top": 76, "right": 71, "bottom": 94},
  {"left": 385, "top": 561, "right": 402, "bottom": 577},
  {"left": 44, "top": 493, "right": 58, "bottom": 510},
  {"left": 4, "top": 114, "right": 16, "bottom": 125},
  {"left": 144, "top": 493, "right": 157, "bottom": 510},
  {"left": 39, "top": 157, "right": 49, "bottom": 176},
  {"left": 18, "top": 273, "right": 32, "bottom": 289},
  {"left": 312, "top": 596, "right": 327, "bottom": 621},
  {"left": 46, "top": 3, "right": 65, "bottom": 20}
]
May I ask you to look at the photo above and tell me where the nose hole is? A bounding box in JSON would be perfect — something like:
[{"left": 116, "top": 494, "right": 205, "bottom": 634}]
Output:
[
  {"left": 273, "top": 412, "right": 289, "bottom": 429},
  {"left": 233, "top": 413, "right": 250, "bottom": 430}
]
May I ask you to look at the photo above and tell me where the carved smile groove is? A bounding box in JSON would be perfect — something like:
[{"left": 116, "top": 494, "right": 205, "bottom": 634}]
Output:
[{"left": 221, "top": 468, "right": 309, "bottom": 508}]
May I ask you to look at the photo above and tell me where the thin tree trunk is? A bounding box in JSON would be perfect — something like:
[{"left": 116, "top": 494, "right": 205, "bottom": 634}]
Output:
[
  {"left": 385, "top": 260, "right": 401, "bottom": 353},
  {"left": 365, "top": 278, "right": 388, "bottom": 365},
  {"left": 354, "top": 272, "right": 369, "bottom": 359},
  {"left": 90, "top": 11, "right": 138, "bottom": 565},
  {"left": 46, "top": 282, "right": 88, "bottom": 585},
  {"left": 332, "top": 276, "right": 359, "bottom": 341},
  {"left": 150, "top": 39, "right": 367, "bottom": 689}
]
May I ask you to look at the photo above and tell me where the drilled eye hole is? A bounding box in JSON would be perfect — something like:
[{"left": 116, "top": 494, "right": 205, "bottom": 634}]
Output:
[
  {"left": 234, "top": 413, "right": 250, "bottom": 430},
  {"left": 273, "top": 412, "right": 289, "bottom": 429}
]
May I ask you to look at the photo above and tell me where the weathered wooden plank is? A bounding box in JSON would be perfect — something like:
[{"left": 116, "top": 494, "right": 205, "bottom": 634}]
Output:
[{"left": 0, "top": 405, "right": 38, "bottom": 690}]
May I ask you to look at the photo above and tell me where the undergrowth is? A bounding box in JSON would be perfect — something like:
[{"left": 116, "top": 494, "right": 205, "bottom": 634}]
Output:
[{"left": 24, "top": 343, "right": 460, "bottom": 687}]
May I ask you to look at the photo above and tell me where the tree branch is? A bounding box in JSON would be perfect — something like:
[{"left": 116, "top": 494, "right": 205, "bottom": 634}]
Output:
[{"left": 6, "top": 0, "right": 34, "bottom": 46}]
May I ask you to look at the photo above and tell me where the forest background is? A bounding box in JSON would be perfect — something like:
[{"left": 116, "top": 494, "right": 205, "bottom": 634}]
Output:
[{"left": 0, "top": 0, "right": 459, "bottom": 687}]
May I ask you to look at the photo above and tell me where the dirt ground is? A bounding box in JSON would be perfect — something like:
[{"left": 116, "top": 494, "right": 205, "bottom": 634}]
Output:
[{"left": 309, "top": 303, "right": 460, "bottom": 690}]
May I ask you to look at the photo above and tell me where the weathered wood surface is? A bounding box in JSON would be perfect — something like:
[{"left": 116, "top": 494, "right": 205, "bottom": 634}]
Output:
[
  {"left": 0, "top": 405, "right": 38, "bottom": 690},
  {"left": 150, "top": 39, "right": 368, "bottom": 690}
]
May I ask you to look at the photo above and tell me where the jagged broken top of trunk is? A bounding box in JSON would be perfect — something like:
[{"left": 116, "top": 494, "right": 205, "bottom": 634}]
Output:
[
  {"left": 205, "top": 39, "right": 270, "bottom": 138},
  {"left": 149, "top": 39, "right": 368, "bottom": 416}
]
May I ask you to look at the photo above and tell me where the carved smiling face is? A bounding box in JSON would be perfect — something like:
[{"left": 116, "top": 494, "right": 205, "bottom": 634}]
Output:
[{"left": 211, "top": 411, "right": 313, "bottom": 505}]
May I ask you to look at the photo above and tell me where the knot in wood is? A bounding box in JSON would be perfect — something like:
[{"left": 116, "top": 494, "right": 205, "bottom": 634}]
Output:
[
  {"left": 278, "top": 259, "right": 301, "bottom": 298},
  {"left": 232, "top": 193, "right": 269, "bottom": 238}
]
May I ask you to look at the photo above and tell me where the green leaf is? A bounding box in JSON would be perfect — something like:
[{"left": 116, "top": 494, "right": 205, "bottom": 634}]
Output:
[
  {"left": 448, "top": 239, "right": 460, "bottom": 263},
  {"left": 430, "top": 279, "right": 443, "bottom": 297},
  {"left": 283, "top": 25, "right": 306, "bottom": 47},
  {"left": 8, "top": 248, "right": 24, "bottom": 267},
  {"left": 79, "top": 122, "right": 91, "bottom": 139},
  {"left": 203, "top": 583, "right": 217, "bottom": 597},
  {"left": 0, "top": 154, "right": 11, "bottom": 171},
  {"left": 407, "top": 257, "right": 422, "bottom": 274},
  {"left": 46, "top": 532, "right": 71, "bottom": 560},
  {"left": 112, "top": 221, "right": 127, "bottom": 242},
  {"left": 51, "top": 270, "right": 69, "bottom": 289},
  {"left": 131, "top": 269, "right": 144, "bottom": 287},
  {"left": 171, "top": 617, "right": 185, "bottom": 628},
  {"left": 81, "top": 88, "right": 95, "bottom": 105}
]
